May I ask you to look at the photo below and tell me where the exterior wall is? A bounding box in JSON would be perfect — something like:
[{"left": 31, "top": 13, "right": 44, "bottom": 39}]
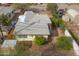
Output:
[
  {"left": 62, "top": 14, "right": 70, "bottom": 22},
  {"left": 62, "top": 14, "right": 74, "bottom": 22},
  {"left": 43, "top": 35, "right": 48, "bottom": 40},
  {"left": 16, "top": 35, "right": 35, "bottom": 41},
  {"left": 16, "top": 35, "right": 48, "bottom": 41},
  {"left": 67, "top": 14, "right": 74, "bottom": 21},
  {"left": 65, "top": 14, "right": 79, "bottom": 25}
]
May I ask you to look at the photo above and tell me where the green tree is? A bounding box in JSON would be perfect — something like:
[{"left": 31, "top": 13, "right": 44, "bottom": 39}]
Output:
[
  {"left": 51, "top": 13, "right": 66, "bottom": 31},
  {"left": 0, "top": 14, "right": 11, "bottom": 41},
  {"left": 59, "top": 19, "right": 66, "bottom": 31},
  {"left": 0, "top": 14, "right": 11, "bottom": 26},
  {"left": 0, "top": 26, "right": 4, "bottom": 41},
  {"left": 51, "top": 13, "right": 60, "bottom": 27}
]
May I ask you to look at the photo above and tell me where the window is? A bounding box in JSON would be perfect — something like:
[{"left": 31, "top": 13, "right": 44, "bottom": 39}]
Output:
[{"left": 18, "top": 35, "right": 27, "bottom": 38}]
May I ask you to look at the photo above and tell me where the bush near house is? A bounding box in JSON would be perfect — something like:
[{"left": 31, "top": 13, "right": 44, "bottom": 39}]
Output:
[
  {"left": 34, "top": 36, "right": 47, "bottom": 46},
  {"left": 56, "top": 36, "right": 73, "bottom": 50},
  {"left": 59, "top": 20, "right": 66, "bottom": 31}
]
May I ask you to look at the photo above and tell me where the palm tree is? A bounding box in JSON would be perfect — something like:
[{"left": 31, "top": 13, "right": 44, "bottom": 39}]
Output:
[
  {"left": 0, "top": 14, "right": 11, "bottom": 40},
  {"left": 0, "top": 26, "right": 4, "bottom": 40},
  {"left": 0, "top": 14, "right": 11, "bottom": 26}
]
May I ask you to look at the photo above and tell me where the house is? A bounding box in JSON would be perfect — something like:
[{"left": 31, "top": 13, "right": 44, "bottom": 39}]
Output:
[
  {"left": 14, "top": 11, "right": 51, "bottom": 41},
  {"left": 62, "top": 9, "right": 79, "bottom": 25},
  {"left": 0, "top": 6, "right": 14, "bottom": 19}
]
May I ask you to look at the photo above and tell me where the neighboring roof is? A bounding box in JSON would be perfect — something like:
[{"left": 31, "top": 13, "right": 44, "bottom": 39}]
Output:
[
  {"left": 67, "top": 9, "right": 79, "bottom": 18},
  {"left": 14, "top": 11, "right": 51, "bottom": 35},
  {"left": 1, "top": 40, "right": 16, "bottom": 48},
  {"left": 0, "top": 6, "right": 14, "bottom": 15}
]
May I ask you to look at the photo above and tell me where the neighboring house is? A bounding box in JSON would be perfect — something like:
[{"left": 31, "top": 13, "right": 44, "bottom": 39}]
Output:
[
  {"left": 14, "top": 11, "right": 51, "bottom": 41},
  {"left": 62, "top": 9, "right": 79, "bottom": 25},
  {"left": 0, "top": 6, "right": 14, "bottom": 19}
]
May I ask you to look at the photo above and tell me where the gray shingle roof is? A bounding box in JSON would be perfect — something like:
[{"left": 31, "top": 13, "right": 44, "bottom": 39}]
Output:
[
  {"left": 67, "top": 9, "right": 79, "bottom": 18},
  {"left": 0, "top": 6, "right": 13, "bottom": 15},
  {"left": 14, "top": 11, "right": 51, "bottom": 35},
  {"left": 15, "top": 23, "right": 50, "bottom": 35}
]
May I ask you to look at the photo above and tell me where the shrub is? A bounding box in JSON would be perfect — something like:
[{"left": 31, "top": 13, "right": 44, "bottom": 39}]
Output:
[
  {"left": 51, "top": 13, "right": 60, "bottom": 27},
  {"left": 34, "top": 36, "right": 47, "bottom": 46},
  {"left": 59, "top": 20, "right": 66, "bottom": 31},
  {"left": 56, "top": 36, "right": 73, "bottom": 50}
]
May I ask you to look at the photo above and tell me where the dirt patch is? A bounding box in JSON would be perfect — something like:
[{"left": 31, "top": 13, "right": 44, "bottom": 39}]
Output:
[{"left": 31, "top": 41, "right": 75, "bottom": 56}]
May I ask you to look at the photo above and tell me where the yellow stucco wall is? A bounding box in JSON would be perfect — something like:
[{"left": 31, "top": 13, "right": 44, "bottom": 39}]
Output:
[
  {"left": 16, "top": 35, "right": 48, "bottom": 41},
  {"left": 16, "top": 35, "right": 35, "bottom": 41}
]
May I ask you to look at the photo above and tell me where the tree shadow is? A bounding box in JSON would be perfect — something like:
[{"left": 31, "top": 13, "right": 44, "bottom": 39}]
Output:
[{"left": 48, "top": 25, "right": 58, "bottom": 43}]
